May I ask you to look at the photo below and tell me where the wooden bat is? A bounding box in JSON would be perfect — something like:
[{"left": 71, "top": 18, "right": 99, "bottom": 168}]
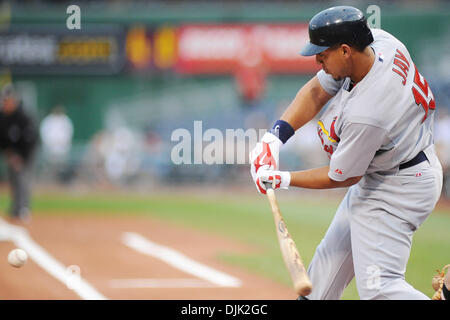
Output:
[{"left": 264, "top": 183, "right": 312, "bottom": 297}]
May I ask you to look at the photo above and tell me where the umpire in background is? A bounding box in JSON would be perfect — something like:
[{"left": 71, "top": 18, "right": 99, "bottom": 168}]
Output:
[{"left": 0, "top": 84, "right": 38, "bottom": 222}]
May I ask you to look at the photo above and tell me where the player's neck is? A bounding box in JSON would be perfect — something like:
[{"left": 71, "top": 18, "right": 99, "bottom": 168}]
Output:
[{"left": 350, "top": 47, "right": 375, "bottom": 84}]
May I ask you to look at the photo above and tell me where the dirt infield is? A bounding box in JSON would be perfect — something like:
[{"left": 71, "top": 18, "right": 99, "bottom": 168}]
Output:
[{"left": 0, "top": 215, "right": 295, "bottom": 300}]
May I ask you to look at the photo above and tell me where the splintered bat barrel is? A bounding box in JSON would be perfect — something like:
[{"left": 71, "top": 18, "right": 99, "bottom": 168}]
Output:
[{"left": 265, "top": 185, "right": 312, "bottom": 297}]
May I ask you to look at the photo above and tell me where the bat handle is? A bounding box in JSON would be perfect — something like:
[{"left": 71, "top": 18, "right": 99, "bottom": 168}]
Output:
[{"left": 264, "top": 182, "right": 274, "bottom": 191}]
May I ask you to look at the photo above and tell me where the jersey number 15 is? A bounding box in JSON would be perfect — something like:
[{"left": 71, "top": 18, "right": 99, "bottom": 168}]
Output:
[{"left": 412, "top": 65, "right": 436, "bottom": 123}]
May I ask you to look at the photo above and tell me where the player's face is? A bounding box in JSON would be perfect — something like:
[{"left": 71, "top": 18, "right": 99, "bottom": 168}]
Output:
[{"left": 316, "top": 46, "right": 351, "bottom": 81}]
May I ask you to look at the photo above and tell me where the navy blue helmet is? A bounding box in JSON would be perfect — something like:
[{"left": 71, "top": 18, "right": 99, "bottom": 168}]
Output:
[{"left": 300, "top": 6, "right": 374, "bottom": 56}]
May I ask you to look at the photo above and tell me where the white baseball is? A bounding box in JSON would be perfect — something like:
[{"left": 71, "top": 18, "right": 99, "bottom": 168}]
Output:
[{"left": 8, "top": 249, "right": 28, "bottom": 268}]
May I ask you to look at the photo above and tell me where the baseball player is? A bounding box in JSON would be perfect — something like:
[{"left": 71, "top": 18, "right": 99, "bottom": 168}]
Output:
[
  {"left": 250, "top": 6, "right": 443, "bottom": 300},
  {"left": 0, "top": 84, "right": 38, "bottom": 223}
]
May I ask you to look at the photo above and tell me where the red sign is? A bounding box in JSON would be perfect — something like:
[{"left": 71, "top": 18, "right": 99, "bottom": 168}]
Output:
[{"left": 175, "top": 24, "right": 320, "bottom": 74}]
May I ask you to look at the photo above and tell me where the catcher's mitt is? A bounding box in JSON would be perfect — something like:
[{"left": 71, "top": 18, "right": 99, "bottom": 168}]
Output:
[{"left": 431, "top": 264, "right": 450, "bottom": 300}]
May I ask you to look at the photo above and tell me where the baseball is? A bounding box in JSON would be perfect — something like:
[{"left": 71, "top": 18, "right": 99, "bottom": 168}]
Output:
[{"left": 8, "top": 249, "right": 28, "bottom": 268}]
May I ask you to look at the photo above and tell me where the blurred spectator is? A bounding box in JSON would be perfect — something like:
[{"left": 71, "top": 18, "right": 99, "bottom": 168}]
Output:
[
  {"left": 234, "top": 36, "right": 267, "bottom": 108},
  {"left": 0, "top": 84, "right": 38, "bottom": 222},
  {"left": 234, "top": 62, "right": 267, "bottom": 107},
  {"left": 85, "top": 126, "right": 143, "bottom": 185},
  {"left": 39, "top": 104, "right": 74, "bottom": 182},
  {"left": 435, "top": 108, "right": 450, "bottom": 198}
]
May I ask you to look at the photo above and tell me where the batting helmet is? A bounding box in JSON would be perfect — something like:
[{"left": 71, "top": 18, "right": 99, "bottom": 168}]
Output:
[{"left": 300, "top": 6, "right": 374, "bottom": 56}]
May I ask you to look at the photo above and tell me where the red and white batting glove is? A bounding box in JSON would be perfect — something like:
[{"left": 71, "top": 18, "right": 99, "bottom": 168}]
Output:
[
  {"left": 255, "top": 168, "right": 291, "bottom": 194},
  {"left": 249, "top": 132, "right": 283, "bottom": 192}
]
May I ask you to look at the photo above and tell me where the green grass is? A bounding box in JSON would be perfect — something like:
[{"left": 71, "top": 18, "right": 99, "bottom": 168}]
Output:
[{"left": 1, "top": 190, "right": 449, "bottom": 300}]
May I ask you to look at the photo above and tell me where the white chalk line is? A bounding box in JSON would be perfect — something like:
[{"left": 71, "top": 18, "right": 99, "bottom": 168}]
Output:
[
  {"left": 122, "top": 232, "right": 242, "bottom": 288},
  {"left": 0, "top": 218, "right": 107, "bottom": 300},
  {"left": 109, "top": 278, "right": 218, "bottom": 289}
]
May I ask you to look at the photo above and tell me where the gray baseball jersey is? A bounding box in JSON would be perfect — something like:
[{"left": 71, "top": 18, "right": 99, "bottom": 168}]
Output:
[
  {"left": 305, "top": 29, "right": 443, "bottom": 300},
  {"left": 317, "top": 28, "right": 436, "bottom": 183}
]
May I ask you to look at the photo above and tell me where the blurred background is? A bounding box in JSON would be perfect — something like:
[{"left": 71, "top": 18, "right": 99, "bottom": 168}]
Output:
[{"left": 0, "top": 0, "right": 448, "bottom": 193}]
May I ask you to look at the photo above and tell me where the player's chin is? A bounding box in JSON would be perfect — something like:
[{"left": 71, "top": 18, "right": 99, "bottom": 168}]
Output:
[
  {"left": 332, "top": 75, "right": 342, "bottom": 81},
  {"left": 323, "top": 69, "right": 341, "bottom": 81}
]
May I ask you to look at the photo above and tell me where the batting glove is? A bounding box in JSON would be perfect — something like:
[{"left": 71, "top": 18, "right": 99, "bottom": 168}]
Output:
[
  {"left": 249, "top": 132, "right": 282, "bottom": 187},
  {"left": 254, "top": 167, "right": 291, "bottom": 194}
]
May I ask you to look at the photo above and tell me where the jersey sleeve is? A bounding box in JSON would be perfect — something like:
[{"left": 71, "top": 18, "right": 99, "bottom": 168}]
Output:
[
  {"left": 316, "top": 69, "right": 345, "bottom": 96},
  {"left": 328, "top": 123, "right": 388, "bottom": 182}
]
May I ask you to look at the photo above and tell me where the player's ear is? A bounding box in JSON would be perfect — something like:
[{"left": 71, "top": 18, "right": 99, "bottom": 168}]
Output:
[{"left": 340, "top": 44, "right": 351, "bottom": 58}]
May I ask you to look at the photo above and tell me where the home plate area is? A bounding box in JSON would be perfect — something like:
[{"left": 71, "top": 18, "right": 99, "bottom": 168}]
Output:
[{"left": 0, "top": 215, "right": 295, "bottom": 299}]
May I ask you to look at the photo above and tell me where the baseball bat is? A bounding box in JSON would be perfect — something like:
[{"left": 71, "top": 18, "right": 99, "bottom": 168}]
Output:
[{"left": 264, "top": 182, "right": 312, "bottom": 297}]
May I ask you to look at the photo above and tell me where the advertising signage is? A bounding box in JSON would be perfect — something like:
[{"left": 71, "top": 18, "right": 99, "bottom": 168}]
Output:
[
  {"left": 1, "top": 24, "right": 318, "bottom": 75},
  {"left": 175, "top": 24, "right": 319, "bottom": 74},
  {"left": 0, "top": 26, "right": 126, "bottom": 75}
]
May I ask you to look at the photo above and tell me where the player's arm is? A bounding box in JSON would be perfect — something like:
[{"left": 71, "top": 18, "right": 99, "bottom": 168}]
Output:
[
  {"left": 250, "top": 75, "right": 333, "bottom": 193},
  {"left": 255, "top": 123, "right": 388, "bottom": 194},
  {"left": 250, "top": 74, "right": 337, "bottom": 194},
  {"left": 297, "top": 123, "right": 387, "bottom": 190},
  {"left": 255, "top": 165, "right": 362, "bottom": 194},
  {"left": 289, "top": 166, "right": 362, "bottom": 189},
  {"left": 280, "top": 76, "right": 333, "bottom": 131}
]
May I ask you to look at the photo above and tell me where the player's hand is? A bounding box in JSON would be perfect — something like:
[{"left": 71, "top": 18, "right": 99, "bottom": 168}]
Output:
[
  {"left": 432, "top": 264, "right": 450, "bottom": 300},
  {"left": 249, "top": 132, "right": 282, "bottom": 187},
  {"left": 254, "top": 167, "right": 291, "bottom": 194}
]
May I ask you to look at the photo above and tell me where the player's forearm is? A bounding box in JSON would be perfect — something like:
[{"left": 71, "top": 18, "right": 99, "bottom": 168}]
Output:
[
  {"left": 280, "top": 76, "right": 332, "bottom": 131},
  {"left": 289, "top": 166, "right": 362, "bottom": 189}
]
